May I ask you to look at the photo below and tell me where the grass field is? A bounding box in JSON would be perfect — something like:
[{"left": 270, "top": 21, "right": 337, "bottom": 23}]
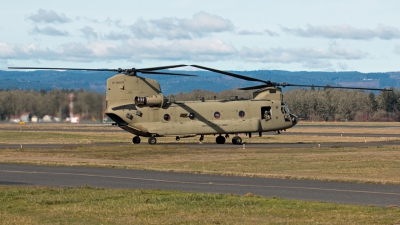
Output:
[
  {"left": 0, "top": 186, "right": 399, "bottom": 225},
  {"left": 1, "top": 122, "right": 399, "bottom": 224}
]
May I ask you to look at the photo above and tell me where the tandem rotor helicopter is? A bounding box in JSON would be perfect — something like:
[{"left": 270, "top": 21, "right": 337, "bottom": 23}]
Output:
[{"left": 9, "top": 65, "right": 391, "bottom": 145}]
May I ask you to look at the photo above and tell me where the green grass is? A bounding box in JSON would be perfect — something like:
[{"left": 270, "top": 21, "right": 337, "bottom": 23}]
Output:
[{"left": 0, "top": 186, "right": 399, "bottom": 224}]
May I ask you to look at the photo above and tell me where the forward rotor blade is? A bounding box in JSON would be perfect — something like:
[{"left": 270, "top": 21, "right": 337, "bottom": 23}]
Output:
[
  {"left": 191, "top": 65, "right": 267, "bottom": 83},
  {"left": 9, "top": 64, "right": 189, "bottom": 73},
  {"left": 140, "top": 71, "right": 197, "bottom": 76},
  {"left": 8, "top": 67, "right": 117, "bottom": 72},
  {"left": 283, "top": 83, "right": 392, "bottom": 91}
]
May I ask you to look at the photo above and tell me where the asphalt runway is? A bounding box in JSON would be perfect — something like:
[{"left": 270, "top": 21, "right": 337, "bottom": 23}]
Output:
[{"left": 0, "top": 164, "right": 399, "bottom": 207}]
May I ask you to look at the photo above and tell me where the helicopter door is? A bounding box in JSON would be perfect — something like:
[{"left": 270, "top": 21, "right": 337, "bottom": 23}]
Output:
[
  {"left": 165, "top": 107, "right": 180, "bottom": 135},
  {"left": 260, "top": 106, "right": 273, "bottom": 131},
  {"left": 148, "top": 108, "right": 165, "bottom": 135},
  {"left": 261, "top": 106, "right": 272, "bottom": 121}
]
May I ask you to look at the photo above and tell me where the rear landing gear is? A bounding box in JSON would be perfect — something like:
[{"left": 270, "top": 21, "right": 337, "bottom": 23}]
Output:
[
  {"left": 148, "top": 136, "right": 157, "bottom": 145},
  {"left": 132, "top": 136, "right": 141, "bottom": 144},
  {"left": 199, "top": 135, "right": 204, "bottom": 142},
  {"left": 216, "top": 135, "right": 226, "bottom": 144}
]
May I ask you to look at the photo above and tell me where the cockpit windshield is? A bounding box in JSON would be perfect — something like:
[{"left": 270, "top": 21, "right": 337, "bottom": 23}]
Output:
[{"left": 281, "top": 102, "right": 291, "bottom": 114}]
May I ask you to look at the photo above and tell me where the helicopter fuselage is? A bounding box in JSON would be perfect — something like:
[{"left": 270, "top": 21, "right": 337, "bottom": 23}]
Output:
[
  {"left": 109, "top": 99, "right": 296, "bottom": 136},
  {"left": 105, "top": 74, "right": 298, "bottom": 144}
]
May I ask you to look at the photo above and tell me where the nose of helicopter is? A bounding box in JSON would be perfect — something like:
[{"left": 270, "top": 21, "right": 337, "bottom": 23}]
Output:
[{"left": 290, "top": 114, "right": 298, "bottom": 125}]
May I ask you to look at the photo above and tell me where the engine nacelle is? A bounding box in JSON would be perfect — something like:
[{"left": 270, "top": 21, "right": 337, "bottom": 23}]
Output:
[{"left": 134, "top": 93, "right": 165, "bottom": 107}]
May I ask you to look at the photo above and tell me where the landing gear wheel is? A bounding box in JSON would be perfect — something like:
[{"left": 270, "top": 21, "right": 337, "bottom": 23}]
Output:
[
  {"left": 132, "top": 136, "right": 141, "bottom": 144},
  {"left": 148, "top": 136, "right": 157, "bottom": 145},
  {"left": 232, "top": 136, "right": 242, "bottom": 145},
  {"left": 216, "top": 135, "right": 226, "bottom": 144}
]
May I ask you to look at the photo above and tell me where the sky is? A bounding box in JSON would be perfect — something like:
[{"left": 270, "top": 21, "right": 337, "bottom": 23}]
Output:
[{"left": 1, "top": 0, "right": 400, "bottom": 72}]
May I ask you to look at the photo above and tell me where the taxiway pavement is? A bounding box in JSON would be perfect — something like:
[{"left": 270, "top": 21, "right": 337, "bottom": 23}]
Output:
[{"left": 0, "top": 164, "right": 399, "bottom": 207}]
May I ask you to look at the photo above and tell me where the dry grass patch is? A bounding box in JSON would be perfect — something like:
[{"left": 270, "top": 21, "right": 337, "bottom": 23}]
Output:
[{"left": 1, "top": 145, "right": 400, "bottom": 184}]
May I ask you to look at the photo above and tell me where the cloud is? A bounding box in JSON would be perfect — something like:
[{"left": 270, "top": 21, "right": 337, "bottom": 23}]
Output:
[
  {"left": 130, "top": 18, "right": 191, "bottom": 40},
  {"left": 130, "top": 12, "right": 234, "bottom": 40},
  {"left": 0, "top": 42, "right": 43, "bottom": 59},
  {"left": 236, "top": 29, "right": 279, "bottom": 36},
  {"left": 0, "top": 36, "right": 367, "bottom": 70},
  {"left": 102, "top": 31, "right": 130, "bottom": 40},
  {"left": 30, "top": 26, "right": 69, "bottom": 36},
  {"left": 179, "top": 11, "right": 234, "bottom": 35},
  {"left": 0, "top": 39, "right": 237, "bottom": 63},
  {"left": 76, "top": 16, "right": 124, "bottom": 28},
  {"left": 237, "top": 30, "right": 264, "bottom": 35},
  {"left": 80, "top": 26, "right": 98, "bottom": 39},
  {"left": 282, "top": 24, "right": 400, "bottom": 40},
  {"left": 0, "top": 42, "right": 16, "bottom": 57},
  {"left": 264, "top": 29, "right": 279, "bottom": 37},
  {"left": 239, "top": 46, "right": 366, "bottom": 68},
  {"left": 27, "top": 9, "right": 71, "bottom": 23},
  {"left": 125, "top": 39, "right": 237, "bottom": 61}
]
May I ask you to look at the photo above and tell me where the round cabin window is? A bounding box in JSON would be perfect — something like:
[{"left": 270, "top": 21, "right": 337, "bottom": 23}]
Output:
[
  {"left": 164, "top": 114, "right": 171, "bottom": 121},
  {"left": 214, "top": 112, "right": 221, "bottom": 119},
  {"left": 238, "top": 110, "right": 245, "bottom": 118},
  {"left": 189, "top": 113, "right": 195, "bottom": 120}
]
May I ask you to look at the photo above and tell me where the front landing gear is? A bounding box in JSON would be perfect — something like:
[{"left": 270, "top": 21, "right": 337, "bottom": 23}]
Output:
[
  {"left": 132, "top": 136, "right": 141, "bottom": 144},
  {"left": 148, "top": 136, "right": 157, "bottom": 145},
  {"left": 232, "top": 136, "right": 242, "bottom": 145},
  {"left": 216, "top": 135, "right": 226, "bottom": 144}
]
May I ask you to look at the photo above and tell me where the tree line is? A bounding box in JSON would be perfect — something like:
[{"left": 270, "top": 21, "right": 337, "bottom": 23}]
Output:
[
  {"left": 0, "top": 88, "right": 398, "bottom": 122},
  {"left": 0, "top": 89, "right": 104, "bottom": 121},
  {"left": 283, "top": 88, "right": 400, "bottom": 122}
]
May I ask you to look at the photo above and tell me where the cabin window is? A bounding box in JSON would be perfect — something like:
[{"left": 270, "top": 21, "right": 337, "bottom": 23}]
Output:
[
  {"left": 238, "top": 110, "right": 245, "bottom": 118},
  {"left": 214, "top": 112, "right": 221, "bottom": 119},
  {"left": 261, "top": 106, "right": 272, "bottom": 121},
  {"left": 164, "top": 114, "right": 171, "bottom": 121},
  {"left": 189, "top": 113, "right": 195, "bottom": 120}
]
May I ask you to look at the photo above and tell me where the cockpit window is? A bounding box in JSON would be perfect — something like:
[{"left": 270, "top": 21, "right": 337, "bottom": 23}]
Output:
[{"left": 281, "top": 102, "right": 290, "bottom": 114}]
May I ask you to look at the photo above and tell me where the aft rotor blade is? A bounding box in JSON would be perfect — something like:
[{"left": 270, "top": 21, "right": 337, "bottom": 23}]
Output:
[
  {"left": 140, "top": 71, "right": 197, "bottom": 76},
  {"left": 191, "top": 65, "right": 267, "bottom": 83},
  {"left": 284, "top": 83, "right": 392, "bottom": 91}
]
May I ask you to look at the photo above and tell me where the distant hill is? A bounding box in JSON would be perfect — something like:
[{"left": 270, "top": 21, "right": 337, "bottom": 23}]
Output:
[{"left": 1, "top": 69, "right": 399, "bottom": 94}]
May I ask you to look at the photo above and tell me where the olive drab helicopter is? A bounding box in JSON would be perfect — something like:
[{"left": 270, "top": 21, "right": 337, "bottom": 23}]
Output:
[{"left": 9, "top": 65, "right": 391, "bottom": 145}]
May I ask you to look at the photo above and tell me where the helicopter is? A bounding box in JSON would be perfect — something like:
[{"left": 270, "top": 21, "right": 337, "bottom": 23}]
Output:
[{"left": 8, "top": 65, "right": 391, "bottom": 145}]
